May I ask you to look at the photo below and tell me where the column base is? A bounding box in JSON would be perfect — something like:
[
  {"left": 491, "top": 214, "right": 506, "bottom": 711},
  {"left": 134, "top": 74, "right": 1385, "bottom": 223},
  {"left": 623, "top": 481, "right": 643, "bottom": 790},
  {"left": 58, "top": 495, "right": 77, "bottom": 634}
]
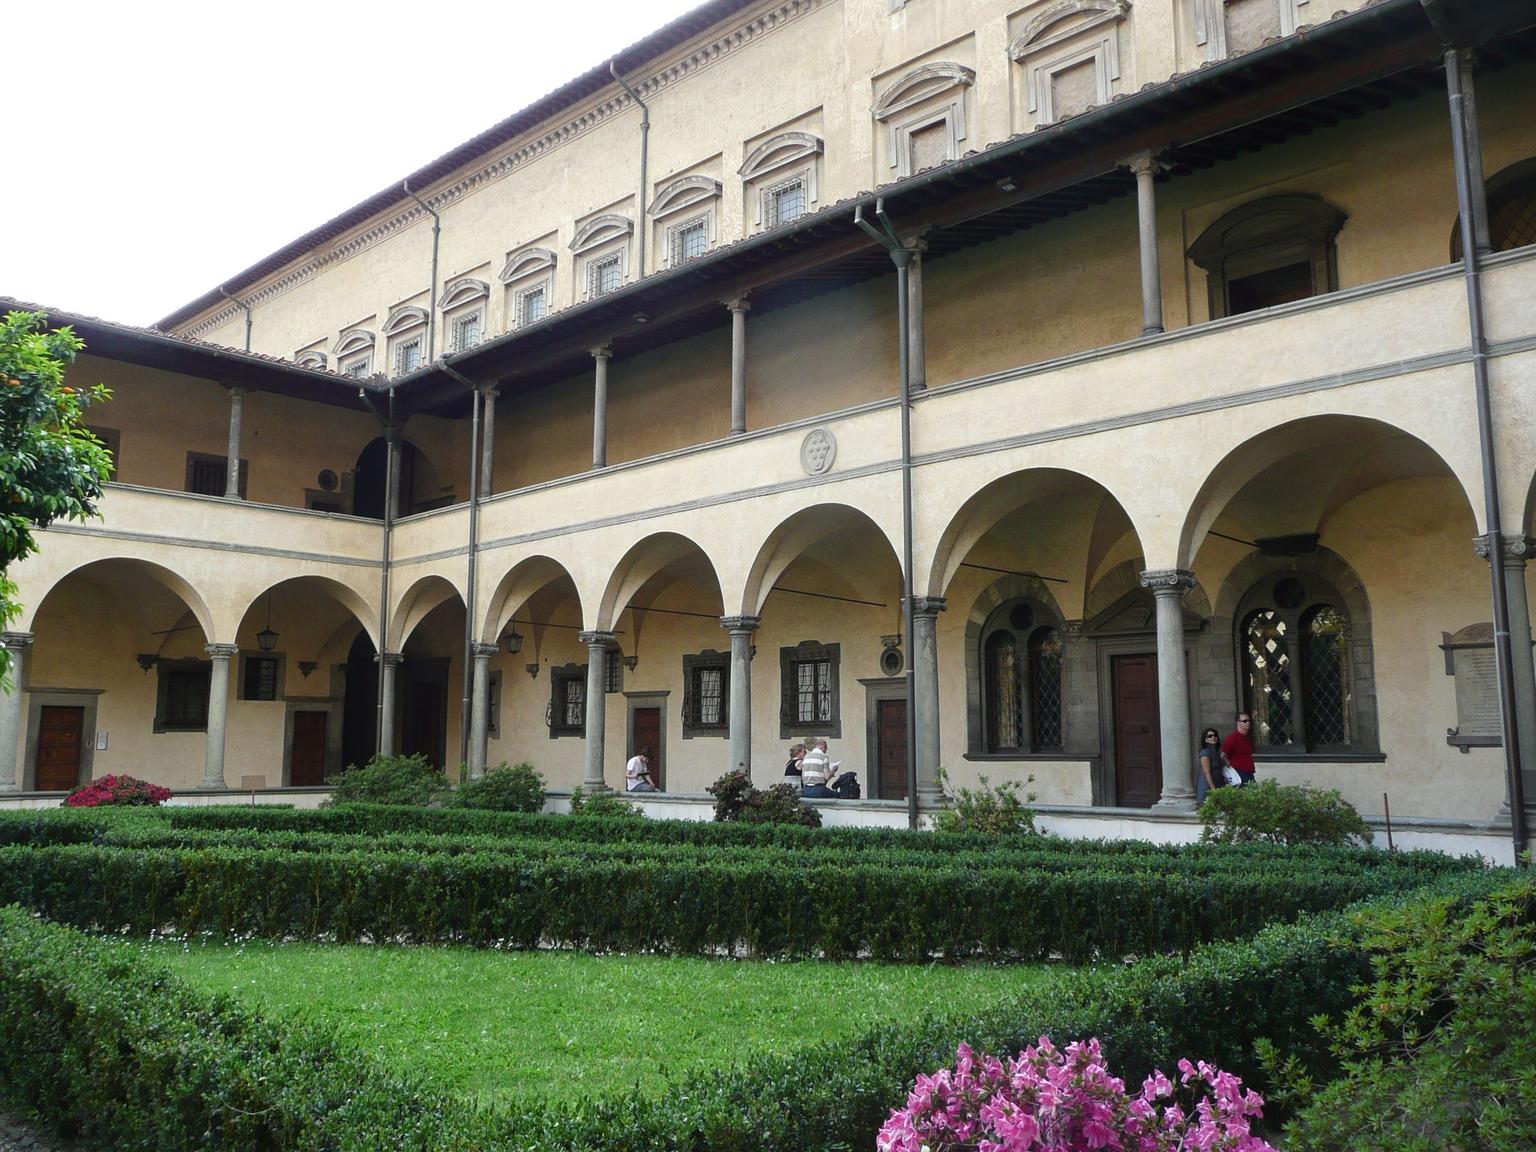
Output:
[
  {"left": 197, "top": 779, "right": 229, "bottom": 791},
  {"left": 1151, "top": 793, "right": 1198, "bottom": 815},
  {"left": 583, "top": 781, "right": 613, "bottom": 795},
  {"left": 915, "top": 786, "right": 948, "bottom": 810}
]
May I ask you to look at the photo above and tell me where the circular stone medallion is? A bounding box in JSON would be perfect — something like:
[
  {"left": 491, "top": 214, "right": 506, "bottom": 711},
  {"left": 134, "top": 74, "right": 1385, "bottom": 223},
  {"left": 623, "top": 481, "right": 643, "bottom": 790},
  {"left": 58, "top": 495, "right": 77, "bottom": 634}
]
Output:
[{"left": 800, "top": 427, "right": 837, "bottom": 475}]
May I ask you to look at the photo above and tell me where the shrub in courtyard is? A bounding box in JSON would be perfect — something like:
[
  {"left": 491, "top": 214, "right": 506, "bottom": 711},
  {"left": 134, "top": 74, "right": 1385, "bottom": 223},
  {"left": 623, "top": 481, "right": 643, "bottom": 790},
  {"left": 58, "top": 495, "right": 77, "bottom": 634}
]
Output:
[
  {"left": 879, "top": 1037, "right": 1276, "bottom": 1152},
  {"left": 63, "top": 774, "right": 171, "bottom": 808},
  {"left": 325, "top": 754, "right": 446, "bottom": 807},
  {"left": 932, "top": 769, "right": 1037, "bottom": 836},
  {"left": 1273, "top": 874, "right": 1536, "bottom": 1150},
  {"left": 708, "top": 770, "right": 822, "bottom": 827},
  {"left": 448, "top": 761, "right": 545, "bottom": 812},
  {"left": 568, "top": 785, "right": 643, "bottom": 818},
  {"left": 1200, "top": 779, "right": 1372, "bottom": 848}
]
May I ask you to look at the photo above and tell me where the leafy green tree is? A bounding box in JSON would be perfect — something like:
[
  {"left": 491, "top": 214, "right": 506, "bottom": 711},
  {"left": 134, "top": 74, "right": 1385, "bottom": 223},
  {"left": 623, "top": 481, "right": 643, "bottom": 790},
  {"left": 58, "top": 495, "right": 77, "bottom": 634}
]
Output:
[{"left": 0, "top": 311, "right": 112, "bottom": 678}]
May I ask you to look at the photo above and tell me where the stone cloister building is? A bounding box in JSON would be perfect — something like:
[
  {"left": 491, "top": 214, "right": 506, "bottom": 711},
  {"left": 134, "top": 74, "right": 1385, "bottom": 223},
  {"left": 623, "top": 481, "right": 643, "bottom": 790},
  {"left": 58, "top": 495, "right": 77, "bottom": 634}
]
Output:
[{"left": 4, "top": 0, "right": 1536, "bottom": 851}]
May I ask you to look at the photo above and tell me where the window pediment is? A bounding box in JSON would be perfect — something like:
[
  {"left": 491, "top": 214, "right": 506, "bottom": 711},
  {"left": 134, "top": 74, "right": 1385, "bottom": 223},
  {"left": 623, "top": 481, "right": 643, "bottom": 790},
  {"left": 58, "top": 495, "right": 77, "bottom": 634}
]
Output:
[
  {"left": 872, "top": 61, "right": 975, "bottom": 122},
  {"left": 334, "top": 329, "right": 375, "bottom": 358},
  {"left": 570, "top": 214, "right": 634, "bottom": 254},
  {"left": 440, "top": 277, "right": 489, "bottom": 312},
  {"left": 649, "top": 175, "right": 722, "bottom": 219},
  {"left": 1188, "top": 195, "right": 1347, "bottom": 272},
  {"left": 1009, "top": 0, "right": 1130, "bottom": 60},
  {"left": 739, "top": 132, "right": 824, "bottom": 181},
  {"left": 295, "top": 350, "right": 328, "bottom": 370},
  {"left": 381, "top": 305, "right": 429, "bottom": 336},
  {"left": 500, "top": 246, "right": 557, "bottom": 284}
]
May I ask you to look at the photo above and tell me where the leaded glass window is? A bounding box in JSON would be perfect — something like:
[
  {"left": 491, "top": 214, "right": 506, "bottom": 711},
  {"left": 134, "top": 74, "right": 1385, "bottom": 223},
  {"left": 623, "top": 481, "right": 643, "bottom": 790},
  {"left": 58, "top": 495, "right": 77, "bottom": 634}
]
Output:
[
  {"left": 1244, "top": 609, "right": 1294, "bottom": 745},
  {"left": 1302, "top": 605, "right": 1351, "bottom": 746},
  {"left": 981, "top": 599, "right": 1065, "bottom": 754},
  {"left": 1030, "top": 627, "right": 1063, "bottom": 750},
  {"left": 986, "top": 632, "right": 1022, "bottom": 751}
]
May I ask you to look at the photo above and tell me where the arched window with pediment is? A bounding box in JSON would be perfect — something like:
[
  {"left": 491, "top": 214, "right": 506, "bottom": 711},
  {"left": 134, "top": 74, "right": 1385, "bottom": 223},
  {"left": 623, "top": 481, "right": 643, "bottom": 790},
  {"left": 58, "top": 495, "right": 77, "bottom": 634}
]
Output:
[
  {"left": 1237, "top": 572, "right": 1358, "bottom": 751},
  {"left": 1452, "top": 157, "right": 1536, "bottom": 260},
  {"left": 1188, "top": 194, "right": 1346, "bottom": 320},
  {"left": 980, "top": 598, "right": 1065, "bottom": 753}
]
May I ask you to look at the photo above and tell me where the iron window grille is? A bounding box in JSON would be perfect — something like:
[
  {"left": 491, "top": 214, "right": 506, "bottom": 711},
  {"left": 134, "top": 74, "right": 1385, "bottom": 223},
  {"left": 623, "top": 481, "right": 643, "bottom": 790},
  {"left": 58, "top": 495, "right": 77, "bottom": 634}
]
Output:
[
  {"left": 587, "top": 254, "right": 623, "bottom": 299},
  {"left": 155, "top": 660, "right": 211, "bottom": 732},
  {"left": 668, "top": 217, "right": 709, "bottom": 265},
  {"left": 548, "top": 666, "right": 586, "bottom": 737},
  {"left": 682, "top": 651, "right": 730, "bottom": 735},
  {"left": 185, "top": 451, "right": 247, "bottom": 498},
  {"left": 341, "top": 356, "right": 371, "bottom": 378},
  {"left": 242, "top": 655, "right": 280, "bottom": 701},
  {"left": 393, "top": 336, "right": 424, "bottom": 375},
  {"left": 450, "top": 311, "right": 482, "bottom": 352},
  {"left": 779, "top": 641, "right": 840, "bottom": 737},
  {"left": 765, "top": 176, "right": 807, "bottom": 227},
  {"left": 515, "top": 283, "right": 548, "bottom": 328},
  {"left": 605, "top": 648, "right": 623, "bottom": 694}
]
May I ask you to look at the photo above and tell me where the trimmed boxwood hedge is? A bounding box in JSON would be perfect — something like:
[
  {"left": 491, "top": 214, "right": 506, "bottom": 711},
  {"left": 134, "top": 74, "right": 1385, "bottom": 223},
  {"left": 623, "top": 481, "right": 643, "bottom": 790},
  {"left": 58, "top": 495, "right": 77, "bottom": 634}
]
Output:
[{"left": 0, "top": 870, "right": 1511, "bottom": 1152}]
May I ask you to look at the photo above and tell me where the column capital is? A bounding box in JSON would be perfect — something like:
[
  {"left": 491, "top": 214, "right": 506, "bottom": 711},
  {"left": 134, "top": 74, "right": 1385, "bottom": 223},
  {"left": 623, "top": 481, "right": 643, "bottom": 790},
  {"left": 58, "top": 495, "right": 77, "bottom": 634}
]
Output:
[
  {"left": 1139, "top": 568, "right": 1196, "bottom": 594},
  {"left": 911, "top": 596, "right": 947, "bottom": 617},
  {"left": 205, "top": 643, "right": 240, "bottom": 659},
  {"left": 479, "top": 384, "right": 501, "bottom": 399},
  {"left": 1474, "top": 534, "right": 1536, "bottom": 565},
  {"left": 590, "top": 344, "right": 613, "bottom": 362},
  {"left": 720, "top": 615, "right": 761, "bottom": 633},
  {"left": 375, "top": 651, "right": 404, "bottom": 667},
  {"left": 578, "top": 630, "right": 616, "bottom": 648},
  {"left": 1123, "top": 150, "right": 1168, "bottom": 177},
  {"left": 723, "top": 295, "right": 751, "bottom": 314},
  {"left": 471, "top": 642, "right": 500, "bottom": 659},
  {"left": 225, "top": 384, "right": 248, "bottom": 397},
  {"left": 0, "top": 632, "right": 35, "bottom": 652}
]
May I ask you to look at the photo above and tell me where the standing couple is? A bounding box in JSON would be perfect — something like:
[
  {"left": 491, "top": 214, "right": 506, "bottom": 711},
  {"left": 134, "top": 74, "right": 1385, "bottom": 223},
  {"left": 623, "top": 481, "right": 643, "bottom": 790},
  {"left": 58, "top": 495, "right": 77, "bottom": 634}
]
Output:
[{"left": 1196, "top": 712, "right": 1256, "bottom": 803}]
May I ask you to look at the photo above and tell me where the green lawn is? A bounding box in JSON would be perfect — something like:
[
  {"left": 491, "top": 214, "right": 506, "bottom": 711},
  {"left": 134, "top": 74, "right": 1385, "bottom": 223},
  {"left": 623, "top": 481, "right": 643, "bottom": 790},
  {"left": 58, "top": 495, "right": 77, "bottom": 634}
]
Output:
[{"left": 142, "top": 940, "right": 1044, "bottom": 1106}]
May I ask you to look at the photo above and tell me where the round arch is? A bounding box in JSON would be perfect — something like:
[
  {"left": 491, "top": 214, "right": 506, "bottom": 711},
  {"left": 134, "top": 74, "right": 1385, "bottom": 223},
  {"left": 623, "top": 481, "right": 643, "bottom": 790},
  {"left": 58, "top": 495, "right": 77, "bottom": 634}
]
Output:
[
  {"left": 595, "top": 532, "right": 724, "bottom": 633},
  {"left": 232, "top": 575, "right": 379, "bottom": 652},
  {"left": 389, "top": 574, "right": 466, "bottom": 652},
  {"left": 739, "top": 503, "right": 902, "bottom": 619},
  {"left": 19, "top": 556, "right": 215, "bottom": 639},
  {"left": 480, "top": 554, "right": 583, "bottom": 645}
]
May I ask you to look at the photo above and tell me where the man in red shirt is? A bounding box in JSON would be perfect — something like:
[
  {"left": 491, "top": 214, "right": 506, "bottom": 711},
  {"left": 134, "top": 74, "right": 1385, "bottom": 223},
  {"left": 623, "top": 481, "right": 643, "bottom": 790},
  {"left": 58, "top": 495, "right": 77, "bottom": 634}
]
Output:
[{"left": 1221, "top": 712, "right": 1256, "bottom": 786}]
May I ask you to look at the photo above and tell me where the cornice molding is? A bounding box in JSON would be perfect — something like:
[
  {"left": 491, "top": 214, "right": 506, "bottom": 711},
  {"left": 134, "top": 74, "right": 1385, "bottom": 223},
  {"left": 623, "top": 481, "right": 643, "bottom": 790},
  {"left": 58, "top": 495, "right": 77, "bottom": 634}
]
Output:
[{"left": 178, "top": 0, "right": 827, "bottom": 342}]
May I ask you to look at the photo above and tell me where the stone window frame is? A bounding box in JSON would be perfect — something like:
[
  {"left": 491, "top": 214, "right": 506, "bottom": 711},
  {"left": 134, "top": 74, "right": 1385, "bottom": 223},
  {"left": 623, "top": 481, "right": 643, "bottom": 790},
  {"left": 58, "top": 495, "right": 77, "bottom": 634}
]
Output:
[
  {"left": 1194, "top": 0, "right": 1310, "bottom": 63},
  {"left": 650, "top": 175, "right": 721, "bottom": 268},
  {"left": 238, "top": 651, "right": 285, "bottom": 702},
  {"left": 778, "top": 640, "right": 841, "bottom": 739},
  {"left": 440, "top": 277, "right": 489, "bottom": 352},
  {"left": 977, "top": 597, "right": 1068, "bottom": 755},
  {"left": 500, "top": 245, "right": 558, "bottom": 329},
  {"left": 382, "top": 305, "right": 429, "bottom": 376},
  {"left": 335, "top": 328, "right": 374, "bottom": 378},
  {"left": 570, "top": 214, "right": 633, "bottom": 300},
  {"left": 1009, "top": 1, "right": 1129, "bottom": 126},
  {"left": 1187, "top": 194, "right": 1346, "bottom": 320},
  {"left": 547, "top": 663, "right": 587, "bottom": 738},
  {"left": 740, "top": 131, "right": 823, "bottom": 229},
  {"left": 871, "top": 61, "right": 975, "bottom": 178},
  {"left": 154, "top": 658, "right": 211, "bottom": 733},
  {"left": 185, "top": 451, "right": 247, "bottom": 498},
  {"left": 681, "top": 649, "right": 730, "bottom": 738}
]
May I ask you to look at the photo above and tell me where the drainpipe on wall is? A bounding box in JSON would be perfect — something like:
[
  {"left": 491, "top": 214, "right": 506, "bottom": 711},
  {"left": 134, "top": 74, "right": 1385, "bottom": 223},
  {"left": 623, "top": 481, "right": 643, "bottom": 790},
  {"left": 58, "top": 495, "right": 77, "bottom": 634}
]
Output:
[
  {"left": 440, "top": 363, "right": 486, "bottom": 775},
  {"left": 855, "top": 200, "right": 920, "bottom": 830},
  {"left": 402, "top": 180, "right": 442, "bottom": 360},
  {"left": 357, "top": 381, "right": 398, "bottom": 756},
  {"left": 609, "top": 60, "right": 649, "bottom": 278},
  {"left": 217, "top": 286, "right": 253, "bottom": 351},
  {"left": 1443, "top": 47, "right": 1529, "bottom": 863}
]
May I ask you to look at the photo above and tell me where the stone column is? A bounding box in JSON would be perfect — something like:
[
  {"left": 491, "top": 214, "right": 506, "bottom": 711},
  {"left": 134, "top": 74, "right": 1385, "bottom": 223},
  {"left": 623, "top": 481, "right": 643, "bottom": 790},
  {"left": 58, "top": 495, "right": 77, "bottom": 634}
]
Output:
[
  {"left": 1140, "top": 570, "right": 1197, "bottom": 811},
  {"left": 580, "top": 631, "right": 615, "bottom": 792},
  {"left": 224, "top": 387, "right": 246, "bottom": 499},
  {"left": 591, "top": 346, "right": 612, "bottom": 469},
  {"left": 912, "top": 597, "right": 946, "bottom": 807},
  {"left": 1475, "top": 534, "right": 1536, "bottom": 815},
  {"left": 726, "top": 298, "right": 750, "bottom": 436},
  {"left": 467, "top": 642, "right": 497, "bottom": 780},
  {"left": 720, "top": 615, "right": 760, "bottom": 776},
  {"left": 1126, "top": 152, "right": 1165, "bottom": 336},
  {"left": 384, "top": 427, "right": 402, "bottom": 521},
  {"left": 907, "top": 239, "right": 928, "bottom": 391},
  {"left": 479, "top": 388, "right": 498, "bottom": 499},
  {"left": 377, "top": 652, "right": 402, "bottom": 757},
  {"left": 0, "top": 632, "right": 35, "bottom": 792},
  {"left": 201, "top": 643, "right": 239, "bottom": 789}
]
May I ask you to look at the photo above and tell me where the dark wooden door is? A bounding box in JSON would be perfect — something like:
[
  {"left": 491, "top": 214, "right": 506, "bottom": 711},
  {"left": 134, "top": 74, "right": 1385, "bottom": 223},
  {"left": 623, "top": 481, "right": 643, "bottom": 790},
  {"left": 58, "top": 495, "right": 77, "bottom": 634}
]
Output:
[
  {"left": 632, "top": 707, "right": 662, "bottom": 790},
  {"left": 877, "top": 698, "right": 908, "bottom": 800},
  {"left": 35, "top": 706, "right": 84, "bottom": 791},
  {"left": 291, "top": 711, "right": 328, "bottom": 786},
  {"left": 1112, "top": 655, "right": 1161, "bottom": 808}
]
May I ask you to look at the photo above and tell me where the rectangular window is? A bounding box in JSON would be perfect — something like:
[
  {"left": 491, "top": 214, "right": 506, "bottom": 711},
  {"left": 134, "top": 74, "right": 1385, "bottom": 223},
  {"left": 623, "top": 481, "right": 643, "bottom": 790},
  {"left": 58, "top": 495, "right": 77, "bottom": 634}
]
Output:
[
  {"left": 242, "top": 655, "right": 280, "bottom": 701},
  {"left": 518, "top": 284, "right": 548, "bottom": 326},
  {"left": 550, "top": 666, "right": 586, "bottom": 736},
  {"left": 185, "top": 452, "right": 247, "bottom": 498},
  {"left": 779, "top": 641, "right": 840, "bottom": 737},
  {"left": 766, "top": 177, "right": 806, "bottom": 227},
  {"left": 682, "top": 652, "right": 730, "bottom": 735},
  {"left": 156, "top": 661, "right": 211, "bottom": 732},
  {"left": 669, "top": 218, "right": 708, "bottom": 265},
  {"left": 450, "top": 312, "right": 482, "bottom": 352},
  {"left": 488, "top": 670, "right": 502, "bottom": 740},
  {"left": 342, "top": 356, "right": 372, "bottom": 378},
  {"left": 588, "top": 254, "right": 623, "bottom": 298},
  {"left": 605, "top": 649, "right": 624, "bottom": 694},
  {"left": 794, "top": 660, "right": 833, "bottom": 723},
  {"left": 393, "top": 336, "right": 424, "bottom": 375}
]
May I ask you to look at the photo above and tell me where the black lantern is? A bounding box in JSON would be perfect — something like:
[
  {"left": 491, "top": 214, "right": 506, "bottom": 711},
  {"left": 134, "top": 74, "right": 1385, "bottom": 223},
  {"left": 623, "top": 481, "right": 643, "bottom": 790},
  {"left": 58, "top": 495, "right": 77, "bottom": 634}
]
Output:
[
  {"left": 503, "top": 628, "right": 524, "bottom": 655},
  {"left": 256, "top": 592, "right": 279, "bottom": 653}
]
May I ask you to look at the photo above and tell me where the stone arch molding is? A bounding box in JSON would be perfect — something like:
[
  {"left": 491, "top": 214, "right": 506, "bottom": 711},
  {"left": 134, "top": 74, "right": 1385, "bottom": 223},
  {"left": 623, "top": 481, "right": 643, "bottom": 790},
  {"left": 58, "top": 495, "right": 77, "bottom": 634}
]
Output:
[
  {"left": 294, "top": 349, "right": 328, "bottom": 371},
  {"left": 500, "top": 246, "right": 557, "bottom": 284},
  {"left": 872, "top": 61, "right": 976, "bottom": 121},
  {"left": 595, "top": 531, "right": 725, "bottom": 633},
  {"left": 570, "top": 215, "right": 634, "bottom": 254},
  {"left": 381, "top": 306, "right": 429, "bottom": 337},
  {"left": 232, "top": 575, "right": 381, "bottom": 651},
  {"left": 739, "top": 503, "right": 902, "bottom": 618},
  {"left": 389, "top": 573, "right": 467, "bottom": 651},
  {"left": 648, "top": 175, "right": 721, "bottom": 218},
  {"left": 1009, "top": 0, "right": 1130, "bottom": 59},
  {"left": 439, "top": 277, "right": 489, "bottom": 312},
  {"left": 739, "top": 132, "right": 823, "bottom": 181},
  {"left": 20, "top": 556, "right": 217, "bottom": 641},
  {"left": 479, "top": 554, "right": 584, "bottom": 646},
  {"left": 334, "top": 329, "right": 374, "bottom": 358}
]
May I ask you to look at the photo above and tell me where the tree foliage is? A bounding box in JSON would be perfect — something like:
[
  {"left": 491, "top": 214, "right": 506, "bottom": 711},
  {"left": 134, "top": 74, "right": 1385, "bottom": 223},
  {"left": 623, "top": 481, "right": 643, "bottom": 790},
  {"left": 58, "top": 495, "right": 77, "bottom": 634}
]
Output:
[{"left": 0, "top": 311, "right": 112, "bottom": 676}]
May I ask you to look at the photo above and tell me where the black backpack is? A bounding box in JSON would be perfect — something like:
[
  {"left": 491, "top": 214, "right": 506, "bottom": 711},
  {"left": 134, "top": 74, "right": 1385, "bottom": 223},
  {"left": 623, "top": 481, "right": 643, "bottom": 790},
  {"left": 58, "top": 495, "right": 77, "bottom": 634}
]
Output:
[{"left": 831, "top": 771, "right": 861, "bottom": 800}]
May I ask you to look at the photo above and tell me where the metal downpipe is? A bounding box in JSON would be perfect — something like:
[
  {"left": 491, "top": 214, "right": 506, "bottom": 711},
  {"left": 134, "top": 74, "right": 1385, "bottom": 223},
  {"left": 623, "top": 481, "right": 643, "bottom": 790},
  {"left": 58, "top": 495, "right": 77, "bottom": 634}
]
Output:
[
  {"left": 403, "top": 181, "right": 441, "bottom": 360},
  {"left": 217, "top": 287, "right": 253, "bottom": 351},
  {"left": 610, "top": 61, "right": 649, "bottom": 277},
  {"left": 1446, "top": 49, "right": 1528, "bottom": 861},
  {"left": 441, "top": 363, "right": 485, "bottom": 776}
]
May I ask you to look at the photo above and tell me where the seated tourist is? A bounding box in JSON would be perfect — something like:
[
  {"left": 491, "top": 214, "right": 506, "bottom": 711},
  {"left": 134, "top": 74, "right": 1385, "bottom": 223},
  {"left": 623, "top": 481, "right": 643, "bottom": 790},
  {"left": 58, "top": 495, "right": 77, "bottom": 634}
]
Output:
[
  {"left": 783, "top": 743, "right": 805, "bottom": 789},
  {"left": 625, "top": 747, "right": 657, "bottom": 792},
  {"left": 799, "top": 739, "right": 837, "bottom": 798}
]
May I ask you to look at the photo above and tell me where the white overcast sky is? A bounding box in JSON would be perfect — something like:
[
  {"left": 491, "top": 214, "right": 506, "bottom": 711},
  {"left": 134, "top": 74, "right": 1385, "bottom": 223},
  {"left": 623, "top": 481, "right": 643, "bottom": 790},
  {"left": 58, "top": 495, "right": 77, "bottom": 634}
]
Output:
[{"left": 2, "top": 0, "right": 704, "bottom": 327}]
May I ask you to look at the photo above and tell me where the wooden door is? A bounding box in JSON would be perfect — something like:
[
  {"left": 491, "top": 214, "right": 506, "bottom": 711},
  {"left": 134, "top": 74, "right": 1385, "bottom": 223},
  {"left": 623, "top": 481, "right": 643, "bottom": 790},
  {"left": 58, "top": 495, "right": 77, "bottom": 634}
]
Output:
[
  {"left": 877, "top": 698, "right": 908, "bottom": 800},
  {"left": 290, "top": 711, "right": 328, "bottom": 786},
  {"left": 35, "top": 706, "right": 84, "bottom": 792},
  {"left": 632, "top": 707, "right": 662, "bottom": 790},
  {"left": 1112, "top": 655, "right": 1161, "bottom": 808}
]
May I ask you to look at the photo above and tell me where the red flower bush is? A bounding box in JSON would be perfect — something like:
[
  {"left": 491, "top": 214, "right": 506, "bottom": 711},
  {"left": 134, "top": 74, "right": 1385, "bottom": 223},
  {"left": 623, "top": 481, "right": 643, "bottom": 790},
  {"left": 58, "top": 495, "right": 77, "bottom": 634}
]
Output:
[{"left": 63, "top": 774, "right": 173, "bottom": 808}]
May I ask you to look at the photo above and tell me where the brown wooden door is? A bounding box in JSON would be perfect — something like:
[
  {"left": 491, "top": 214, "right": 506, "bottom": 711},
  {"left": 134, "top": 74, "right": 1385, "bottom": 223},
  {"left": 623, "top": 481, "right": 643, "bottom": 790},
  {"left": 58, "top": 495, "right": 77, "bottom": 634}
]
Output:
[
  {"left": 1112, "top": 655, "right": 1161, "bottom": 808},
  {"left": 632, "top": 707, "right": 662, "bottom": 790},
  {"left": 291, "top": 711, "right": 328, "bottom": 786},
  {"left": 877, "top": 698, "right": 908, "bottom": 800},
  {"left": 35, "top": 706, "right": 85, "bottom": 792}
]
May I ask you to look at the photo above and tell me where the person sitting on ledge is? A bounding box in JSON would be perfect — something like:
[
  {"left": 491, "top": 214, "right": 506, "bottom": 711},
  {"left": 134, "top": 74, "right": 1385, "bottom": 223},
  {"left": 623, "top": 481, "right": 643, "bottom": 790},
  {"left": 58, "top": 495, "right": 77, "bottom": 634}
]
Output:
[
  {"left": 799, "top": 738, "right": 837, "bottom": 798},
  {"left": 625, "top": 747, "right": 657, "bottom": 792}
]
